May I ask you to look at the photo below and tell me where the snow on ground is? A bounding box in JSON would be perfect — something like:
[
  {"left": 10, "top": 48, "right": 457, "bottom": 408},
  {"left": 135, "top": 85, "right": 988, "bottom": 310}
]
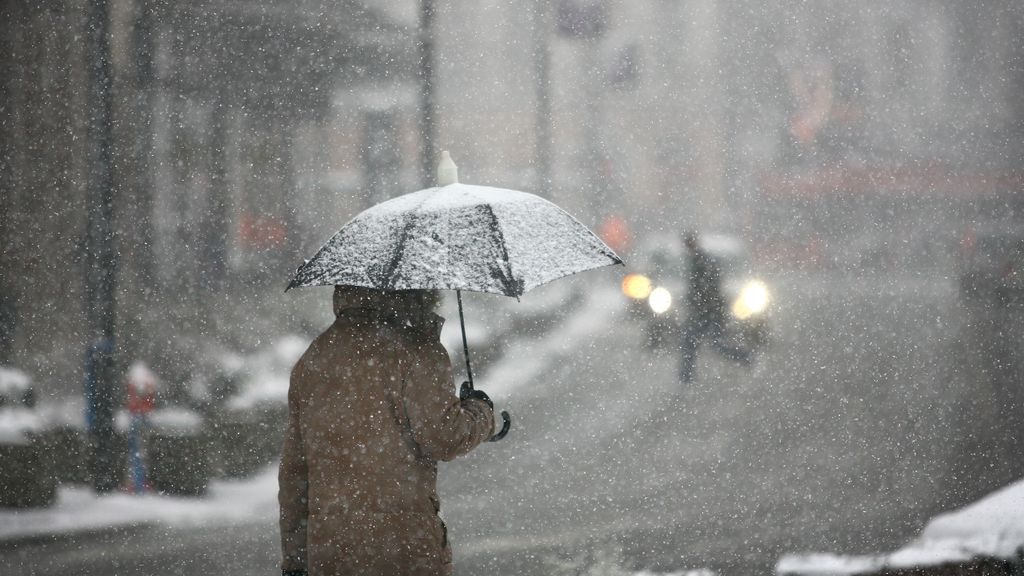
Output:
[
  {"left": 225, "top": 334, "right": 309, "bottom": 411},
  {"left": 0, "top": 281, "right": 700, "bottom": 576},
  {"left": 0, "top": 366, "right": 43, "bottom": 445},
  {"left": 18, "top": 276, "right": 1024, "bottom": 569},
  {"left": 0, "top": 366, "right": 31, "bottom": 396},
  {"left": 0, "top": 464, "right": 280, "bottom": 541},
  {"left": 777, "top": 477, "right": 1024, "bottom": 575},
  {"left": 486, "top": 282, "right": 621, "bottom": 399},
  {"left": 0, "top": 407, "right": 45, "bottom": 445},
  {"left": 775, "top": 554, "right": 885, "bottom": 576},
  {"left": 921, "top": 477, "right": 1024, "bottom": 556},
  {"left": 7, "top": 278, "right": 1023, "bottom": 576},
  {"left": 0, "top": 284, "right": 618, "bottom": 544},
  {"left": 0, "top": 280, "right": 689, "bottom": 576},
  {"left": 0, "top": 336, "right": 310, "bottom": 543}
]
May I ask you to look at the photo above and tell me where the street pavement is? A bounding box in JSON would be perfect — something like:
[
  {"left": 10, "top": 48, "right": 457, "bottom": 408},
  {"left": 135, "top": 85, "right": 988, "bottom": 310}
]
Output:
[
  {"left": 445, "top": 270, "right": 1022, "bottom": 574},
  {"left": 2, "top": 269, "right": 1020, "bottom": 575}
]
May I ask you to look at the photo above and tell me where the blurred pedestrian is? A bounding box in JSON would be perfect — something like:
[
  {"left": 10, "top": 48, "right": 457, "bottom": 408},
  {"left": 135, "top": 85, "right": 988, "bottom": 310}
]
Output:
[
  {"left": 279, "top": 286, "right": 497, "bottom": 576},
  {"left": 679, "top": 232, "right": 749, "bottom": 384}
]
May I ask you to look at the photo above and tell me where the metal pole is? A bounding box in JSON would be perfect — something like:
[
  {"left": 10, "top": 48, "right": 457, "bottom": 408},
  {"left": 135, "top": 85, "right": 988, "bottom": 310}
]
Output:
[
  {"left": 133, "top": 0, "right": 156, "bottom": 287},
  {"left": 0, "top": 3, "right": 16, "bottom": 365},
  {"left": 86, "top": 0, "right": 120, "bottom": 493},
  {"left": 418, "top": 0, "right": 437, "bottom": 189}
]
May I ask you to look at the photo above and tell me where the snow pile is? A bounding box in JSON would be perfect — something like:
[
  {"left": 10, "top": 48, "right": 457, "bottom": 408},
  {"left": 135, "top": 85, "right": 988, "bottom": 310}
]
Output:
[
  {"left": 485, "top": 283, "right": 621, "bottom": 399},
  {"left": 776, "top": 554, "right": 884, "bottom": 576},
  {"left": 224, "top": 335, "right": 309, "bottom": 412},
  {"left": 0, "top": 366, "right": 31, "bottom": 396},
  {"left": 114, "top": 406, "right": 204, "bottom": 436},
  {"left": 0, "top": 464, "right": 280, "bottom": 540},
  {"left": 39, "top": 396, "right": 87, "bottom": 429},
  {"left": 0, "top": 407, "right": 46, "bottom": 445},
  {"left": 777, "top": 478, "right": 1024, "bottom": 575},
  {"left": 0, "top": 366, "right": 43, "bottom": 445},
  {"left": 148, "top": 407, "right": 205, "bottom": 436},
  {"left": 633, "top": 571, "right": 713, "bottom": 576},
  {"left": 918, "top": 478, "right": 1024, "bottom": 559}
]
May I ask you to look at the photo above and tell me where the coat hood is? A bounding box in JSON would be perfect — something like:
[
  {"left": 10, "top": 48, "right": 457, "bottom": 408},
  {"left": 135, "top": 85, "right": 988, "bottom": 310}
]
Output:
[{"left": 333, "top": 285, "right": 443, "bottom": 340}]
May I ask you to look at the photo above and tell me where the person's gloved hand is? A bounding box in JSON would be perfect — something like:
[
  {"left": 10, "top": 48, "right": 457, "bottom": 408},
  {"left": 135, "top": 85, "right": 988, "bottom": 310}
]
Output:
[
  {"left": 461, "top": 382, "right": 507, "bottom": 438},
  {"left": 459, "top": 381, "right": 493, "bottom": 409}
]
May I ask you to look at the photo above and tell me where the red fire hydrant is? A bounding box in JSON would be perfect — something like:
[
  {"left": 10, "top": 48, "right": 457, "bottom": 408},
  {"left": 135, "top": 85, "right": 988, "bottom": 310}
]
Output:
[{"left": 125, "top": 362, "right": 157, "bottom": 493}]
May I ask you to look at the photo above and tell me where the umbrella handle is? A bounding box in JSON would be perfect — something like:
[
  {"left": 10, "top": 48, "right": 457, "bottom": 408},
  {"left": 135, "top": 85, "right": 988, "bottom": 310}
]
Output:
[{"left": 489, "top": 410, "right": 511, "bottom": 442}]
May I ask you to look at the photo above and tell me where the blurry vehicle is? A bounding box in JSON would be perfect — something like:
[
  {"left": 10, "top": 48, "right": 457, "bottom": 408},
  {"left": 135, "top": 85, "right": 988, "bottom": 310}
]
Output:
[
  {"left": 0, "top": 366, "right": 57, "bottom": 507},
  {"left": 958, "top": 225, "right": 1024, "bottom": 305},
  {"left": 621, "top": 233, "right": 772, "bottom": 353}
]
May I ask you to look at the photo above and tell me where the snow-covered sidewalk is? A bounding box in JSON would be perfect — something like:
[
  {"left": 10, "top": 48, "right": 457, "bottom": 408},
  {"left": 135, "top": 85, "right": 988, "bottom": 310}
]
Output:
[
  {"left": 0, "top": 281, "right": 614, "bottom": 547},
  {"left": 778, "top": 477, "right": 1024, "bottom": 575},
  {"left": 0, "top": 465, "right": 279, "bottom": 542}
]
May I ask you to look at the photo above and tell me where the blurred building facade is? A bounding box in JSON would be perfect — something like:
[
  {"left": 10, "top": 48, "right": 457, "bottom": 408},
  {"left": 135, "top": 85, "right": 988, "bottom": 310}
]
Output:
[
  {"left": 1, "top": 0, "right": 421, "bottom": 395},
  {"left": 2, "top": 0, "right": 1022, "bottom": 397},
  {"left": 429, "top": 0, "right": 1023, "bottom": 247}
]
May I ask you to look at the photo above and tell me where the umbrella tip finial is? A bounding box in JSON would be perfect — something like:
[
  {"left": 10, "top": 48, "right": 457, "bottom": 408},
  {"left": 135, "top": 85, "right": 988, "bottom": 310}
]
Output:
[{"left": 437, "top": 150, "right": 458, "bottom": 186}]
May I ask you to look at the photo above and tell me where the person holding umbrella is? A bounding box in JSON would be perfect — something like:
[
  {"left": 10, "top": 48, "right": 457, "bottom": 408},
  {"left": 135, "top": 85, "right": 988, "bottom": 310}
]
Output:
[
  {"left": 281, "top": 152, "right": 621, "bottom": 575},
  {"left": 279, "top": 285, "right": 498, "bottom": 576}
]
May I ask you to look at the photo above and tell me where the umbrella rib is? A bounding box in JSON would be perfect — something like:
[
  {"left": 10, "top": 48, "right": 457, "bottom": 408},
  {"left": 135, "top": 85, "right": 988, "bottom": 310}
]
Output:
[
  {"left": 378, "top": 216, "right": 416, "bottom": 290},
  {"left": 377, "top": 191, "right": 437, "bottom": 290},
  {"left": 481, "top": 203, "right": 523, "bottom": 297}
]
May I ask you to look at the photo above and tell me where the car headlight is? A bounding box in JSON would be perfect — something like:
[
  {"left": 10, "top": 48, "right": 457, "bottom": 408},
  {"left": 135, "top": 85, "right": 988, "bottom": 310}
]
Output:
[
  {"left": 731, "top": 280, "right": 770, "bottom": 320},
  {"left": 649, "top": 287, "right": 673, "bottom": 314},
  {"left": 622, "top": 274, "right": 653, "bottom": 300}
]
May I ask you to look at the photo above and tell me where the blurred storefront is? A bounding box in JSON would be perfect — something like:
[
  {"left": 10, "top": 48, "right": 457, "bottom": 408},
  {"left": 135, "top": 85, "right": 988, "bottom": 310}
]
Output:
[{"left": 1, "top": 0, "right": 419, "bottom": 396}]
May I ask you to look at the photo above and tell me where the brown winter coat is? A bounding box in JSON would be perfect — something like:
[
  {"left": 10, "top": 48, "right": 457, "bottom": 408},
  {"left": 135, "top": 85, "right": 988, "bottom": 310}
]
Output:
[{"left": 279, "top": 287, "right": 495, "bottom": 576}]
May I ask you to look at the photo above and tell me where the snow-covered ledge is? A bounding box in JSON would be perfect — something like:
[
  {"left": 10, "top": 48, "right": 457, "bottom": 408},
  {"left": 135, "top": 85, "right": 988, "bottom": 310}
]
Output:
[{"left": 777, "top": 478, "right": 1024, "bottom": 575}]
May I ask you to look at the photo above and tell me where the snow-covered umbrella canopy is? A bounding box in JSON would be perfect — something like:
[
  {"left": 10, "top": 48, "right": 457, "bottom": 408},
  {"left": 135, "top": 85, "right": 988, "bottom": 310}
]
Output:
[
  {"left": 288, "top": 152, "right": 622, "bottom": 442},
  {"left": 287, "top": 164, "right": 622, "bottom": 296}
]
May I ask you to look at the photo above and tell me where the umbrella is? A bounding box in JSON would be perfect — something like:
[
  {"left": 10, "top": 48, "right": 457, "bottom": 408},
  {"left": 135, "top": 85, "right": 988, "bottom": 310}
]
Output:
[{"left": 288, "top": 152, "right": 623, "bottom": 440}]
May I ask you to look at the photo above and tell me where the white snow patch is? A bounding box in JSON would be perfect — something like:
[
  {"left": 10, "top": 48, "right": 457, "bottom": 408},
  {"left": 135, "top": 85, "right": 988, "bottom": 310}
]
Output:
[
  {"left": 39, "top": 397, "right": 87, "bottom": 429},
  {"left": 918, "top": 477, "right": 1024, "bottom": 558},
  {"left": 114, "top": 407, "right": 203, "bottom": 435},
  {"left": 633, "top": 571, "right": 712, "bottom": 576},
  {"left": 485, "top": 284, "right": 622, "bottom": 400},
  {"left": 224, "top": 335, "right": 311, "bottom": 411},
  {"left": 149, "top": 407, "right": 204, "bottom": 436},
  {"left": 0, "top": 464, "right": 280, "bottom": 540},
  {"left": 126, "top": 361, "right": 158, "bottom": 393},
  {"left": 0, "top": 407, "right": 45, "bottom": 445},
  {"left": 885, "top": 543, "right": 974, "bottom": 569},
  {"left": 0, "top": 366, "right": 31, "bottom": 396},
  {"left": 225, "top": 375, "right": 290, "bottom": 411},
  {"left": 778, "top": 478, "right": 1024, "bottom": 575}
]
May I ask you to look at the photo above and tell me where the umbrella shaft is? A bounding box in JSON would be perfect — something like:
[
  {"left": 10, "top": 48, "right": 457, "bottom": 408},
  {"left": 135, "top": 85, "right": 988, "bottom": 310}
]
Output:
[{"left": 457, "top": 290, "right": 474, "bottom": 388}]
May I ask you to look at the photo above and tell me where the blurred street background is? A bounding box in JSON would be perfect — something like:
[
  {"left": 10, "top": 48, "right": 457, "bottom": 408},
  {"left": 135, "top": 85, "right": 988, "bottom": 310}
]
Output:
[
  {"left": 2, "top": 1, "right": 1023, "bottom": 574},
  {"left": 3, "top": 272, "right": 1024, "bottom": 574}
]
